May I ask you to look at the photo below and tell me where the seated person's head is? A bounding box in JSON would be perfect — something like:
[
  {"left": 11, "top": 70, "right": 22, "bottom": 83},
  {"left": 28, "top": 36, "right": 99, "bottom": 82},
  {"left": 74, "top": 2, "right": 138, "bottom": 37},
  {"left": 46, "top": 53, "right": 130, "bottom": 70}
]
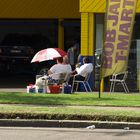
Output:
[
  {"left": 63, "top": 55, "right": 69, "bottom": 64},
  {"left": 83, "top": 57, "right": 90, "bottom": 64},
  {"left": 56, "top": 57, "right": 63, "bottom": 64}
]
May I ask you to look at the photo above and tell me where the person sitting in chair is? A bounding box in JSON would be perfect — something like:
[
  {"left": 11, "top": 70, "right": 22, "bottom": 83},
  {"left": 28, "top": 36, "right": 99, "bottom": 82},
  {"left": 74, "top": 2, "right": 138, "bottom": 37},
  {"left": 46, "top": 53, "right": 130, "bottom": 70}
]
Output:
[
  {"left": 62, "top": 55, "right": 72, "bottom": 73},
  {"left": 36, "top": 56, "right": 72, "bottom": 88},
  {"left": 68, "top": 57, "right": 93, "bottom": 88}
]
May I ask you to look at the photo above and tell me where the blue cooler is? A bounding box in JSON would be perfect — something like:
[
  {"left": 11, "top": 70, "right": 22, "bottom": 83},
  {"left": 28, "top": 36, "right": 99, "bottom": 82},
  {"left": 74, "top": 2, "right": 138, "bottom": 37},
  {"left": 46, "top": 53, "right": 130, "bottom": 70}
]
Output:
[
  {"left": 64, "top": 85, "right": 72, "bottom": 94},
  {"left": 27, "top": 86, "right": 36, "bottom": 93},
  {"left": 35, "top": 87, "right": 46, "bottom": 93}
]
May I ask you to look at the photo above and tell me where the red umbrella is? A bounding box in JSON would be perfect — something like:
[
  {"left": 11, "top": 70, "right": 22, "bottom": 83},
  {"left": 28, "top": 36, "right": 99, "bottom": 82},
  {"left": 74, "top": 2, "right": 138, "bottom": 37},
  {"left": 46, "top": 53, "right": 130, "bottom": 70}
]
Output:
[{"left": 31, "top": 48, "right": 67, "bottom": 63}]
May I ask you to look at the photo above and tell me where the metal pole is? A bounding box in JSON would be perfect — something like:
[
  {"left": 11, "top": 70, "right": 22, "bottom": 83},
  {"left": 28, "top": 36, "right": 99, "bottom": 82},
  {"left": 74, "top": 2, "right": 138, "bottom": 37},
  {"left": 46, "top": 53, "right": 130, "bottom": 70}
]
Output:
[{"left": 98, "top": 73, "right": 101, "bottom": 98}]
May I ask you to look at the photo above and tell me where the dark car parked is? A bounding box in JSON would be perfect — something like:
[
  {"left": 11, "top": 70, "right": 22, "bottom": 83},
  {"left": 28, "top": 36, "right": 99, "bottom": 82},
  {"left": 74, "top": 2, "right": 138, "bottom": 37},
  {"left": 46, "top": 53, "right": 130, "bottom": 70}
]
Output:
[{"left": 0, "top": 33, "right": 56, "bottom": 75}]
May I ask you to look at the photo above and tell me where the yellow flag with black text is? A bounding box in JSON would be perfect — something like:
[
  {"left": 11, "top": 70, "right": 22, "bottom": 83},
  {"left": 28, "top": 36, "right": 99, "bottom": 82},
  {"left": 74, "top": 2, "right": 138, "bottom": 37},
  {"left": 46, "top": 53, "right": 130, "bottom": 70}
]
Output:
[{"left": 101, "top": 0, "right": 137, "bottom": 78}]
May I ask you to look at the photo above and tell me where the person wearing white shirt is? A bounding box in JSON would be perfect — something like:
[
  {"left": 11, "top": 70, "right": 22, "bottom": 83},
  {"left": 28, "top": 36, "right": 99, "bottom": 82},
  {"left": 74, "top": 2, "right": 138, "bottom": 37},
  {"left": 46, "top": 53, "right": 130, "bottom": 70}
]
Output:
[
  {"left": 48, "top": 56, "right": 72, "bottom": 79},
  {"left": 62, "top": 55, "right": 72, "bottom": 73},
  {"left": 68, "top": 57, "right": 93, "bottom": 89},
  {"left": 36, "top": 56, "right": 72, "bottom": 88},
  {"left": 76, "top": 63, "right": 93, "bottom": 77}
]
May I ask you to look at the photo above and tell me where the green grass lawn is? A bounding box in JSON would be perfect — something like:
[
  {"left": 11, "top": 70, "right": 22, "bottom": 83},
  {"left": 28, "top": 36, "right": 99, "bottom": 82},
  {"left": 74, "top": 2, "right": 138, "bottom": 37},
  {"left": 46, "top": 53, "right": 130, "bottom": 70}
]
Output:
[
  {"left": 0, "top": 92, "right": 139, "bottom": 121},
  {"left": 0, "top": 92, "right": 139, "bottom": 107}
]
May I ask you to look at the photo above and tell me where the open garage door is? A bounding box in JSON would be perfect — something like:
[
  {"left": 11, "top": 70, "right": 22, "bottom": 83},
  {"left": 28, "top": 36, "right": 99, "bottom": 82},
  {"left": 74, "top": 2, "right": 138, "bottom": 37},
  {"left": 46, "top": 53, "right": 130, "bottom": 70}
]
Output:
[{"left": 0, "top": 19, "right": 58, "bottom": 88}]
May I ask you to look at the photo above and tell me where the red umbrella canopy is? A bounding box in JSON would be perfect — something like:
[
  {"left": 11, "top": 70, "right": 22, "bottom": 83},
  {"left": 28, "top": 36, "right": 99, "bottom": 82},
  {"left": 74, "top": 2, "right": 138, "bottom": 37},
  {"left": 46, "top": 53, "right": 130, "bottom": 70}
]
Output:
[{"left": 31, "top": 48, "right": 67, "bottom": 63}]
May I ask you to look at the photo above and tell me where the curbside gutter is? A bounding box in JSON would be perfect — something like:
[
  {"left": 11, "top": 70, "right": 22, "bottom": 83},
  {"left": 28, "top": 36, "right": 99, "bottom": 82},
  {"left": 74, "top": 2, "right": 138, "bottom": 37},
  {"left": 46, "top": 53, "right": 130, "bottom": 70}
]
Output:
[{"left": 0, "top": 119, "right": 140, "bottom": 130}]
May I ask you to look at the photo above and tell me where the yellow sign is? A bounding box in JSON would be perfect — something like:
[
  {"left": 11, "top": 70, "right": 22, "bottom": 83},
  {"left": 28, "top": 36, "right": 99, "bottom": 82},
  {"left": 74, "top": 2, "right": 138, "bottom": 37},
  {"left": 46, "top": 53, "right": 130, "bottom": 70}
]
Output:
[{"left": 101, "top": 0, "right": 137, "bottom": 78}]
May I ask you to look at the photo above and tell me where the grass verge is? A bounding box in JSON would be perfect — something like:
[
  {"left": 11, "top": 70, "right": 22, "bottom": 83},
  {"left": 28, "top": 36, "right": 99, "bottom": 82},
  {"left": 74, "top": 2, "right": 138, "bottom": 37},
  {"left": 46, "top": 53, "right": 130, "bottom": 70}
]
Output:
[
  {"left": 0, "top": 92, "right": 139, "bottom": 122},
  {"left": 0, "top": 92, "right": 139, "bottom": 106},
  {"left": 0, "top": 105, "right": 139, "bottom": 122}
]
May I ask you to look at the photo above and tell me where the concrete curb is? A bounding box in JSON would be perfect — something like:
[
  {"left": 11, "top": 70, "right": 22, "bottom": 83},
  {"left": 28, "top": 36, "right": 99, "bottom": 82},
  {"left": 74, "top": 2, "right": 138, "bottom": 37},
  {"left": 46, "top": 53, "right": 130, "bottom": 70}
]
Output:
[{"left": 0, "top": 119, "right": 140, "bottom": 130}]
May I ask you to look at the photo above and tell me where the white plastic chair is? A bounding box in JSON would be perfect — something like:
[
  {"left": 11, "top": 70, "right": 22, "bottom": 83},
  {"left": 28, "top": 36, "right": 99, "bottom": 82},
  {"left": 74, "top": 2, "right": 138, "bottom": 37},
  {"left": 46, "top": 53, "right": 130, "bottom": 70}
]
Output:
[
  {"left": 71, "top": 72, "right": 92, "bottom": 92},
  {"left": 110, "top": 71, "right": 129, "bottom": 93}
]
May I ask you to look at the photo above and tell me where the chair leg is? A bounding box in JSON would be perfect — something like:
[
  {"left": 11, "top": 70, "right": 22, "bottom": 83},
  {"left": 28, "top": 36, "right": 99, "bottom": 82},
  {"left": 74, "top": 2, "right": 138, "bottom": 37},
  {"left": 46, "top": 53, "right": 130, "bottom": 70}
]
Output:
[
  {"left": 110, "top": 81, "right": 113, "bottom": 92},
  {"left": 71, "top": 82, "right": 79, "bottom": 92},
  {"left": 122, "top": 82, "right": 129, "bottom": 93},
  {"left": 71, "top": 82, "right": 74, "bottom": 93},
  {"left": 72, "top": 81, "right": 92, "bottom": 92},
  {"left": 124, "top": 82, "right": 129, "bottom": 93},
  {"left": 86, "top": 82, "right": 92, "bottom": 92},
  {"left": 82, "top": 82, "right": 88, "bottom": 92},
  {"left": 112, "top": 81, "right": 116, "bottom": 92},
  {"left": 121, "top": 82, "right": 127, "bottom": 93},
  {"left": 75, "top": 82, "right": 79, "bottom": 92}
]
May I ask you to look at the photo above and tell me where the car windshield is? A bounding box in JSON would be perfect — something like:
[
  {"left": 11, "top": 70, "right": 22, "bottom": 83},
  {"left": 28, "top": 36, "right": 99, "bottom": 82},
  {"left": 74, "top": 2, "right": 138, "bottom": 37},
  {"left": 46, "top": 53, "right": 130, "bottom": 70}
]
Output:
[{"left": 1, "top": 34, "right": 30, "bottom": 46}]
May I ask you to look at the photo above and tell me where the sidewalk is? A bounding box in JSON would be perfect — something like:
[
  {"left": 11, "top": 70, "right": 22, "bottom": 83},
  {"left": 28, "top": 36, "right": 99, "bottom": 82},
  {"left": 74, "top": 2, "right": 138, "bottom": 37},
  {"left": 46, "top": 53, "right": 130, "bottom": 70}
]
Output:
[{"left": 0, "top": 88, "right": 26, "bottom": 92}]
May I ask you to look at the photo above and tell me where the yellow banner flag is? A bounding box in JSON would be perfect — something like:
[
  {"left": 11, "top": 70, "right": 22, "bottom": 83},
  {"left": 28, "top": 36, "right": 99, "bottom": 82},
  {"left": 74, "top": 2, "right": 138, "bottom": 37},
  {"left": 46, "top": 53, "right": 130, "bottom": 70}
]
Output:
[{"left": 101, "top": 0, "right": 137, "bottom": 78}]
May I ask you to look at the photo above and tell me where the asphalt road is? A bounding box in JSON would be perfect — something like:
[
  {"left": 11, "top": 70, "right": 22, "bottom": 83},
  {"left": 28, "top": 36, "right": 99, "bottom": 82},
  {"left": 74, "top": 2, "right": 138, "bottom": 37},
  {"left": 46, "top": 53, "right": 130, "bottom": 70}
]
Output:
[{"left": 0, "top": 127, "right": 140, "bottom": 140}]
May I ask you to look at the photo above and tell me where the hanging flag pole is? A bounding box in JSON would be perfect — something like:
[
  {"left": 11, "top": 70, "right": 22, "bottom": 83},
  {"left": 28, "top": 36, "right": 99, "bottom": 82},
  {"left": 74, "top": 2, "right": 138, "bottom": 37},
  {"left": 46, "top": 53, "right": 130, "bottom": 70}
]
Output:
[
  {"left": 99, "top": 0, "right": 137, "bottom": 97},
  {"left": 98, "top": 0, "right": 109, "bottom": 98},
  {"left": 101, "top": 0, "right": 137, "bottom": 79}
]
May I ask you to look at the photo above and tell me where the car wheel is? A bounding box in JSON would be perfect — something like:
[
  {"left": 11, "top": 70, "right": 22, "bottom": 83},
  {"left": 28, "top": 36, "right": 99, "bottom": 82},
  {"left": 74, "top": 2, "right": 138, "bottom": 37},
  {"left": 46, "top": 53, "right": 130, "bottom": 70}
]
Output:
[{"left": 38, "top": 67, "right": 48, "bottom": 75}]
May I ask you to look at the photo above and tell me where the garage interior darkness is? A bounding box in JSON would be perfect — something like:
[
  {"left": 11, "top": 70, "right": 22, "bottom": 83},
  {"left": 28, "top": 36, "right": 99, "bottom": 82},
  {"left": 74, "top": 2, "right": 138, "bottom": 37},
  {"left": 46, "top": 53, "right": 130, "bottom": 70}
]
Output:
[{"left": 0, "top": 19, "right": 80, "bottom": 88}]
